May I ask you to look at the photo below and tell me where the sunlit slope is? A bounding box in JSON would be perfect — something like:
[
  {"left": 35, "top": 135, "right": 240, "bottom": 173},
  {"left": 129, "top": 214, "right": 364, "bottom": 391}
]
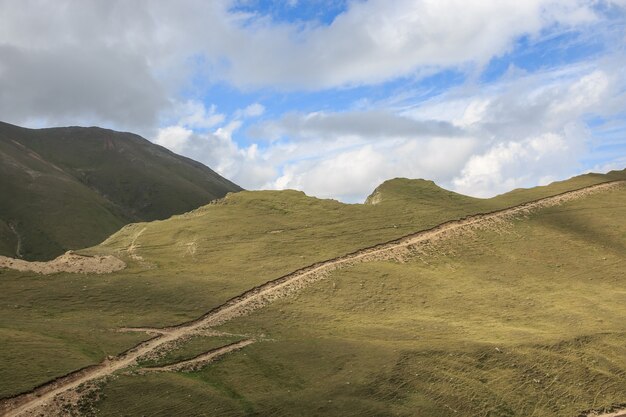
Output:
[
  {"left": 0, "top": 121, "right": 242, "bottom": 260},
  {"left": 0, "top": 170, "right": 623, "bottom": 403},
  {"left": 1, "top": 185, "right": 497, "bottom": 399},
  {"left": 366, "top": 169, "right": 626, "bottom": 207},
  {"left": 94, "top": 180, "right": 626, "bottom": 417},
  {"left": 97, "top": 169, "right": 626, "bottom": 268}
]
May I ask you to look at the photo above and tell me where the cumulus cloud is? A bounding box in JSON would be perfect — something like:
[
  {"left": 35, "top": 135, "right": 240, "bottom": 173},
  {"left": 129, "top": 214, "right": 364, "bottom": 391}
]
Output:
[
  {"left": 0, "top": 0, "right": 604, "bottom": 129},
  {"left": 220, "top": 0, "right": 597, "bottom": 89},
  {"left": 238, "top": 103, "right": 265, "bottom": 118},
  {"left": 384, "top": 61, "right": 623, "bottom": 197},
  {"left": 452, "top": 132, "right": 578, "bottom": 196},
  {"left": 166, "top": 101, "right": 226, "bottom": 130}
]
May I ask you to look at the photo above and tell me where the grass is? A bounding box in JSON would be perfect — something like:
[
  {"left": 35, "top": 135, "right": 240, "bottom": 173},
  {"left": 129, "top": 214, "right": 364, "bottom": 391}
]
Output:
[
  {"left": 93, "top": 179, "right": 626, "bottom": 416},
  {"left": 0, "top": 169, "right": 624, "bottom": 415}
]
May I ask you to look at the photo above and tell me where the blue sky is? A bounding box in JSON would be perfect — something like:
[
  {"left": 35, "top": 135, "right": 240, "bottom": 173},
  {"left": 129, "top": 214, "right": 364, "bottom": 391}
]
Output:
[{"left": 1, "top": 0, "right": 625, "bottom": 201}]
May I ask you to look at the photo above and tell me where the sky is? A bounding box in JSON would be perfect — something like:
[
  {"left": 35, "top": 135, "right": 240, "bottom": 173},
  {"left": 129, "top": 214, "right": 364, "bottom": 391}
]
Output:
[{"left": 1, "top": 0, "right": 625, "bottom": 202}]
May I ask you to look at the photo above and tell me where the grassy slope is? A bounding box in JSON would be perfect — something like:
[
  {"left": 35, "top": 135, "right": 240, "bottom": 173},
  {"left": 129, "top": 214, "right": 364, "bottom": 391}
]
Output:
[
  {"left": 0, "top": 170, "right": 624, "bottom": 409},
  {"left": 0, "top": 220, "right": 17, "bottom": 256},
  {"left": 367, "top": 170, "right": 625, "bottom": 209},
  {"left": 0, "top": 182, "right": 489, "bottom": 397},
  {"left": 0, "top": 121, "right": 242, "bottom": 260},
  {"left": 0, "top": 136, "right": 127, "bottom": 259},
  {"left": 96, "top": 179, "right": 626, "bottom": 417}
]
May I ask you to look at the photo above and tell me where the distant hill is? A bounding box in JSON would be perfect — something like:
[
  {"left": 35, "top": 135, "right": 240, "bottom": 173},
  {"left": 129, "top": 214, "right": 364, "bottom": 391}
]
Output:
[
  {"left": 365, "top": 177, "right": 482, "bottom": 207},
  {"left": 0, "top": 121, "right": 242, "bottom": 260},
  {"left": 365, "top": 170, "right": 626, "bottom": 208}
]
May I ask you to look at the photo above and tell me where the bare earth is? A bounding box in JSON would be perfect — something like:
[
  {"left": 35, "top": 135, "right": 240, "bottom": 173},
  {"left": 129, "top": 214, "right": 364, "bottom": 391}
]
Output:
[
  {"left": 141, "top": 339, "right": 255, "bottom": 373},
  {"left": 587, "top": 410, "right": 626, "bottom": 417},
  {"left": 0, "top": 251, "right": 126, "bottom": 275},
  {"left": 0, "top": 180, "right": 624, "bottom": 417}
]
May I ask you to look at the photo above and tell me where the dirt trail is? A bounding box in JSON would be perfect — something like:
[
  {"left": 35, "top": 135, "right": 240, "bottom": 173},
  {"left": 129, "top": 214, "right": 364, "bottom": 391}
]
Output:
[
  {"left": 587, "top": 409, "right": 626, "bottom": 417},
  {"left": 8, "top": 224, "right": 23, "bottom": 259},
  {"left": 1, "top": 180, "right": 623, "bottom": 417},
  {"left": 127, "top": 227, "right": 146, "bottom": 261},
  {"left": 142, "top": 339, "right": 255, "bottom": 373}
]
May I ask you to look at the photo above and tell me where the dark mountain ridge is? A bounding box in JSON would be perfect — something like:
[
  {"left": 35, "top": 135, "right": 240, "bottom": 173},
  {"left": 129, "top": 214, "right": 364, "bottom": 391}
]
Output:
[{"left": 0, "top": 121, "right": 242, "bottom": 260}]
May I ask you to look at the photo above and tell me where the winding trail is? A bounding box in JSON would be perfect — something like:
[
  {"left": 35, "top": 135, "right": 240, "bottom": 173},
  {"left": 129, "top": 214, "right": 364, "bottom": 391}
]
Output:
[
  {"left": 8, "top": 223, "right": 23, "bottom": 259},
  {"left": 0, "top": 180, "right": 624, "bottom": 417}
]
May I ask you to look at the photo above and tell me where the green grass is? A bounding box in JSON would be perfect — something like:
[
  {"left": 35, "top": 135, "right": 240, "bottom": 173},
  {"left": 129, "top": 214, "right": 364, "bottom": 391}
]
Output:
[
  {"left": 0, "top": 220, "right": 17, "bottom": 256},
  {"left": 0, "top": 169, "right": 625, "bottom": 415},
  {"left": 93, "top": 180, "right": 626, "bottom": 416},
  {"left": 94, "top": 372, "right": 253, "bottom": 417}
]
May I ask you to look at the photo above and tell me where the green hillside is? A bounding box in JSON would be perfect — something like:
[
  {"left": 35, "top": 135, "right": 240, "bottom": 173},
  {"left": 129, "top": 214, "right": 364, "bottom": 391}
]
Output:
[
  {"left": 0, "top": 121, "right": 242, "bottom": 260},
  {"left": 197, "top": 182, "right": 626, "bottom": 417},
  {"left": 0, "top": 169, "right": 624, "bottom": 416},
  {"left": 365, "top": 170, "right": 626, "bottom": 208}
]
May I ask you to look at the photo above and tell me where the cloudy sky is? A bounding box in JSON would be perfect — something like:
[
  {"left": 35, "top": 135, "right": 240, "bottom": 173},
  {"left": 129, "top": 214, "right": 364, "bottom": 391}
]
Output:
[{"left": 1, "top": 0, "right": 625, "bottom": 202}]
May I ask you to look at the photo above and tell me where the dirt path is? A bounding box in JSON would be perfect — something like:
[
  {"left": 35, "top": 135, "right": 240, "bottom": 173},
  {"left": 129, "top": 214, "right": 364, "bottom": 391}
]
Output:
[
  {"left": 142, "top": 339, "right": 255, "bottom": 373},
  {"left": 587, "top": 409, "right": 626, "bottom": 417},
  {"left": 127, "top": 227, "right": 146, "bottom": 261},
  {"left": 1, "top": 180, "right": 623, "bottom": 417},
  {"left": 8, "top": 223, "right": 23, "bottom": 259}
]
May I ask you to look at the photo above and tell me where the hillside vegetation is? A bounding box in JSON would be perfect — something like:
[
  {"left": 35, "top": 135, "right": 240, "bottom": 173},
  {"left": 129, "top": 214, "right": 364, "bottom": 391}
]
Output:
[
  {"left": 0, "top": 169, "right": 624, "bottom": 416},
  {"left": 0, "top": 121, "right": 241, "bottom": 260}
]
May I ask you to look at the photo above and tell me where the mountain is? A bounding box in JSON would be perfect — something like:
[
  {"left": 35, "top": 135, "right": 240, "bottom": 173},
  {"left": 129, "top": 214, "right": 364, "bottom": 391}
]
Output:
[
  {"left": 0, "top": 121, "right": 242, "bottom": 260},
  {"left": 0, "top": 169, "right": 625, "bottom": 416}
]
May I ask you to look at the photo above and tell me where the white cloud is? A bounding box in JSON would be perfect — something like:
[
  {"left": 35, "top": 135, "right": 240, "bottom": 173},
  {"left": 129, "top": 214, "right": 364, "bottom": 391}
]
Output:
[
  {"left": 452, "top": 132, "right": 575, "bottom": 196},
  {"left": 167, "top": 100, "right": 226, "bottom": 130},
  {"left": 0, "top": 0, "right": 603, "bottom": 131},
  {"left": 0, "top": 44, "right": 167, "bottom": 131},
  {"left": 217, "top": 0, "right": 598, "bottom": 89},
  {"left": 390, "top": 62, "right": 621, "bottom": 196},
  {"left": 239, "top": 102, "right": 265, "bottom": 118}
]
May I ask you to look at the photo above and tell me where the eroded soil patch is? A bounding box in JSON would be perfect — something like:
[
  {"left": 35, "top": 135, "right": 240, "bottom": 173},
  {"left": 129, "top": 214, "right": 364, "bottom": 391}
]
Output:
[{"left": 0, "top": 251, "right": 126, "bottom": 275}]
